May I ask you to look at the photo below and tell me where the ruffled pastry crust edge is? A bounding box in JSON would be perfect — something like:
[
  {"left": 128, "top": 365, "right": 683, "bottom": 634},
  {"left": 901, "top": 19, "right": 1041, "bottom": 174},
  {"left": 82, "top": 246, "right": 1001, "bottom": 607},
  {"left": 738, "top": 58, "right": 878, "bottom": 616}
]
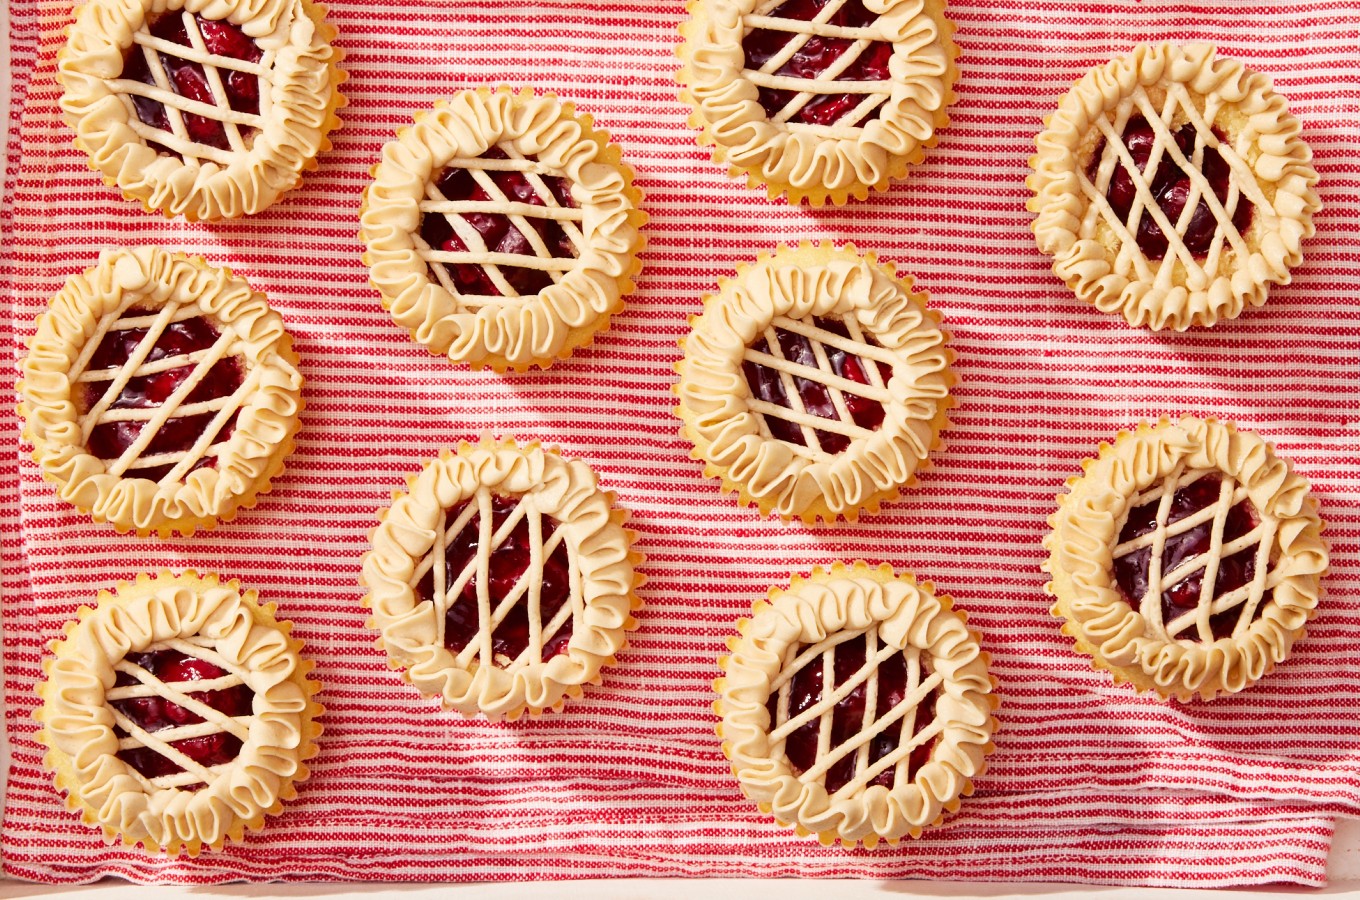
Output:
[
  {"left": 359, "top": 86, "right": 647, "bottom": 373},
  {"left": 676, "top": 0, "right": 959, "bottom": 207},
  {"left": 714, "top": 561, "right": 998, "bottom": 847},
  {"left": 57, "top": 0, "right": 346, "bottom": 222},
  {"left": 1043, "top": 415, "right": 1329, "bottom": 702},
  {"left": 17, "top": 245, "right": 305, "bottom": 538},
  {"left": 34, "top": 570, "right": 323, "bottom": 857},
  {"left": 674, "top": 241, "right": 954, "bottom": 524},
  {"left": 360, "top": 437, "right": 644, "bottom": 721},
  {"left": 1026, "top": 42, "right": 1320, "bottom": 331}
]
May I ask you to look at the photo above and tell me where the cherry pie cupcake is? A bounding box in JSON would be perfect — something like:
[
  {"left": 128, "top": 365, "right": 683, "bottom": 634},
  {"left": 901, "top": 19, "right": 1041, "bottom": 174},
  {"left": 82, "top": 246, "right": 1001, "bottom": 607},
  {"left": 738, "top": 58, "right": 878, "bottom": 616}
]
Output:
[
  {"left": 58, "top": 0, "right": 344, "bottom": 221},
  {"left": 1045, "top": 416, "right": 1328, "bottom": 701},
  {"left": 1028, "top": 43, "right": 1320, "bottom": 330},
  {"left": 675, "top": 242, "right": 953, "bottom": 523},
  {"left": 18, "top": 246, "right": 304, "bottom": 537},
  {"left": 716, "top": 562, "right": 997, "bottom": 846},
  {"left": 677, "top": 0, "right": 959, "bottom": 205},
  {"left": 360, "top": 87, "right": 646, "bottom": 372},
  {"left": 361, "top": 438, "right": 643, "bottom": 720},
  {"left": 35, "top": 571, "right": 322, "bottom": 856}
]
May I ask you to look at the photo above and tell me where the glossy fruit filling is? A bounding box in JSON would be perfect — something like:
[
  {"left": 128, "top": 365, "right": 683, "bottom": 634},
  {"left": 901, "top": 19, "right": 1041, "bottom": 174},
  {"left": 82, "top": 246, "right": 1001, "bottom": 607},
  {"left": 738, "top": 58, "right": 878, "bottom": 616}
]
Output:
[
  {"left": 414, "top": 493, "right": 574, "bottom": 663},
  {"left": 121, "top": 12, "right": 263, "bottom": 154},
  {"left": 769, "top": 634, "right": 935, "bottom": 794},
  {"left": 113, "top": 649, "right": 252, "bottom": 780},
  {"left": 80, "top": 309, "right": 243, "bottom": 483},
  {"left": 1114, "top": 473, "right": 1265, "bottom": 639},
  {"left": 743, "top": 316, "right": 891, "bottom": 454},
  {"left": 1090, "top": 116, "right": 1253, "bottom": 260},
  {"left": 419, "top": 147, "right": 578, "bottom": 297},
  {"left": 742, "top": 0, "right": 892, "bottom": 126}
]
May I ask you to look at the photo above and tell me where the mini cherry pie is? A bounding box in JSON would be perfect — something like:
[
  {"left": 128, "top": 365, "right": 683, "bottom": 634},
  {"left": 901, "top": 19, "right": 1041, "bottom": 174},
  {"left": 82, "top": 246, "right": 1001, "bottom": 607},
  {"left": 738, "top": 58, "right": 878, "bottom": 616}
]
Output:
[
  {"left": 1045, "top": 416, "right": 1328, "bottom": 701},
  {"left": 35, "top": 571, "right": 321, "bottom": 855},
  {"left": 1028, "top": 43, "right": 1320, "bottom": 330},
  {"left": 58, "top": 0, "right": 344, "bottom": 220},
  {"left": 677, "top": 0, "right": 958, "bottom": 205},
  {"left": 716, "top": 562, "right": 997, "bottom": 846},
  {"left": 361, "top": 438, "right": 643, "bottom": 720},
  {"left": 675, "top": 242, "right": 953, "bottom": 523},
  {"left": 361, "top": 87, "right": 646, "bottom": 372},
  {"left": 19, "top": 246, "right": 303, "bottom": 537}
]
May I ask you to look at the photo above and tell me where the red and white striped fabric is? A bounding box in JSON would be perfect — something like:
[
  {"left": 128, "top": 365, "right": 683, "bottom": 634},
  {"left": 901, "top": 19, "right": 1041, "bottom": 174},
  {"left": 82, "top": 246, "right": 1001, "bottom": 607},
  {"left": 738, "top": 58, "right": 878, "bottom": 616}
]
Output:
[{"left": 4, "top": 0, "right": 1359, "bottom": 888}]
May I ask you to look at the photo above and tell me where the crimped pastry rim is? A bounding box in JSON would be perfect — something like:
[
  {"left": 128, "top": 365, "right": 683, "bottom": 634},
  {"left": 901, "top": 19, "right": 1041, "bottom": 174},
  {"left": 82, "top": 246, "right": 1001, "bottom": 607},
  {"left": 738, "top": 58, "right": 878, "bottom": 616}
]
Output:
[
  {"left": 57, "top": 0, "right": 345, "bottom": 221},
  {"left": 1027, "top": 42, "right": 1320, "bottom": 331},
  {"left": 360, "top": 437, "right": 643, "bottom": 720},
  {"left": 17, "top": 246, "right": 304, "bottom": 538},
  {"left": 715, "top": 561, "right": 997, "bottom": 847},
  {"left": 1043, "top": 415, "right": 1329, "bottom": 702},
  {"left": 674, "top": 241, "right": 954, "bottom": 524}
]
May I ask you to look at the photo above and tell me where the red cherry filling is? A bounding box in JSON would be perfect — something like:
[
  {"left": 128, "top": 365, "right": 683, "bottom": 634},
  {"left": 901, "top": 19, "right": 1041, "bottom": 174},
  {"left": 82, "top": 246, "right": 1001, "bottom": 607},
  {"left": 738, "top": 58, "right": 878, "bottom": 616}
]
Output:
[
  {"left": 414, "top": 494, "right": 575, "bottom": 663},
  {"left": 113, "top": 649, "right": 252, "bottom": 780},
  {"left": 1113, "top": 473, "right": 1266, "bottom": 640},
  {"left": 1090, "top": 116, "right": 1253, "bottom": 260},
  {"left": 419, "top": 147, "right": 578, "bottom": 298},
  {"left": 80, "top": 308, "right": 244, "bottom": 483},
  {"left": 770, "top": 634, "right": 936, "bottom": 794},
  {"left": 743, "top": 316, "right": 891, "bottom": 454},
  {"left": 742, "top": 0, "right": 891, "bottom": 126},
  {"left": 119, "top": 12, "right": 263, "bottom": 154}
]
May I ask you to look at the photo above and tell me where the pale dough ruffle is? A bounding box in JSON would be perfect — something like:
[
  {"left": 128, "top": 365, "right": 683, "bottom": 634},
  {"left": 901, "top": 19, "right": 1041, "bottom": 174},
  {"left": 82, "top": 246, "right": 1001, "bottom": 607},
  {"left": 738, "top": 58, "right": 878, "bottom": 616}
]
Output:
[
  {"left": 58, "top": 0, "right": 343, "bottom": 221},
  {"left": 716, "top": 562, "right": 997, "bottom": 846},
  {"left": 1044, "top": 415, "right": 1328, "bottom": 701},
  {"left": 360, "top": 87, "right": 645, "bottom": 371},
  {"left": 677, "top": 0, "right": 958, "bottom": 205},
  {"left": 361, "top": 438, "right": 642, "bottom": 720},
  {"left": 1027, "top": 43, "right": 1320, "bottom": 330},
  {"left": 35, "top": 571, "right": 321, "bottom": 856},
  {"left": 675, "top": 242, "right": 952, "bottom": 523},
  {"left": 18, "top": 246, "right": 304, "bottom": 537}
]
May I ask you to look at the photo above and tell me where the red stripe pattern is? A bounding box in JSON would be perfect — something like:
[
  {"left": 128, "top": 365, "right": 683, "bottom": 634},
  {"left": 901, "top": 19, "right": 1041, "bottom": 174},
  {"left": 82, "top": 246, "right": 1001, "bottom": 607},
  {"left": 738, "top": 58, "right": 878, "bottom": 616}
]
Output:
[{"left": 3, "top": 0, "right": 1360, "bottom": 887}]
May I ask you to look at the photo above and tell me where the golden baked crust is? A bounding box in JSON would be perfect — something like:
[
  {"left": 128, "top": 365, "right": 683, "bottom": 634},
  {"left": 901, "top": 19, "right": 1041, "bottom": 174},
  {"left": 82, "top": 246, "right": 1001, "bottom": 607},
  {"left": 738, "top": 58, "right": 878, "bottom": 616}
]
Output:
[
  {"left": 361, "top": 438, "right": 643, "bottom": 720},
  {"left": 715, "top": 562, "right": 997, "bottom": 847},
  {"left": 58, "top": 0, "right": 345, "bottom": 221},
  {"left": 35, "top": 571, "right": 322, "bottom": 856},
  {"left": 1027, "top": 43, "right": 1320, "bottom": 330},
  {"left": 360, "top": 87, "right": 646, "bottom": 372},
  {"left": 18, "top": 246, "right": 304, "bottom": 538},
  {"left": 675, "top": 242, "right": 953, "bottom": 523},
  {"left": 1044, "top": 416, "right": 1328, "bottom": 701},
  {"left": 677, "top": 0, "right": 958, "bottom": 206}
]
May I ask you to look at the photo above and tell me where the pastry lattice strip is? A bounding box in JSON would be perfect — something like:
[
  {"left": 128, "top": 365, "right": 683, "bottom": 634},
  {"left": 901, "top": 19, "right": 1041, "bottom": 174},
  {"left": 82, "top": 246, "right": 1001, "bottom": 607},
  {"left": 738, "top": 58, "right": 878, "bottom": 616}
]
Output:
[
  {"left": 107, "top": 637, "right": 252, "bottom": 790},
  {"left": 112, "top": 9, "right": 271, "bottom": 167},
  {"left": 744, "top": 0, "right": 893, "bottom": 133},
  {"left": 416, "top": 149, "right": 586, "bottom": 304},
  {"left": 71, "top": 298, "right": 253, "bottom": 483},
  {"left": 409, "top": 488, "right": 581, "bottom": 668},
  {"left": 768, "top": 625, "right": 942, "bottom": 799},
  {"left": 1113, "top": 465, "right": 1281, "bottom": 642},
  {"left": 1077, "top": 83, "right": 1277, "bottom": 292},
  {"left": 745, "top": 314, "right": 894, "bottom": 461}
]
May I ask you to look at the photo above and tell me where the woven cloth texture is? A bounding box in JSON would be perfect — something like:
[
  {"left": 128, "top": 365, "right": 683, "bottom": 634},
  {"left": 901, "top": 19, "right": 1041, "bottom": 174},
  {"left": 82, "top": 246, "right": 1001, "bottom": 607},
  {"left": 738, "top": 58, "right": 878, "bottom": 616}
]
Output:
[{"left": 3, "top": 0, "right": 1359, "bottom": 887}]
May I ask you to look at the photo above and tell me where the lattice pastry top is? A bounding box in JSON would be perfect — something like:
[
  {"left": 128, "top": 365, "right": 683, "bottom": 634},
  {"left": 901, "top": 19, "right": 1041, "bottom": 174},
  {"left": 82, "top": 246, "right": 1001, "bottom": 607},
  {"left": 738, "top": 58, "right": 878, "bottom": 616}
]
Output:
[
  {"left": 35, "top": 571, "right": 322, "bottom": 856},
  {"left": 1028, "top": 43, "right": 1320, "bottom": 330},
  {"left": 1045, "top": 416, "right": 1328, "bottom": 702},
  {"left": 361, "top": 87, "right": 646, "bottom": 372},
  {"left": 58, "top": 0, "right": 344, "bottom": 221},
  {"left": 18, "top": 246, "right": 304, "bottom": 537},
  {"left": 716, "top": 562, "right": 997, "bottom": 847},
  {"left": 677, "top": 0, "right": 958, "bottom": 205},
  {"left": 675, "top": 242, "right": 952, "bottom": 523},
  {"left": 361, "top": 438, "right": 643, "bottom": 720}
]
